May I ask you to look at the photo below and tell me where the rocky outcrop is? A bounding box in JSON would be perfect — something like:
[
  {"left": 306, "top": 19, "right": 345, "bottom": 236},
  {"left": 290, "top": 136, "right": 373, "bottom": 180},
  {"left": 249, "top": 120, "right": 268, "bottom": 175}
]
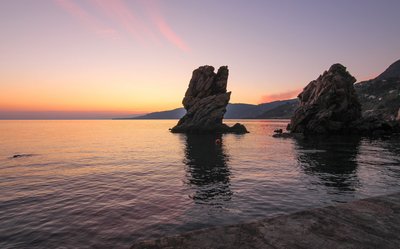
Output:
[
  {"left": 288, "top": 64, "right": 361, "bottom": 134},
  {"left": 170, "top": 66, "right": 248, "bottom": 134}
]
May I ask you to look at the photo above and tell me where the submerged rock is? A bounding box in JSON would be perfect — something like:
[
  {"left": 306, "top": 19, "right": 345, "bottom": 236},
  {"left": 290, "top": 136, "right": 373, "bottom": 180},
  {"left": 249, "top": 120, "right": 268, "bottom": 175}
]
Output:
[
  {"left": 171, "top": 66, "right": 248, "bottom": 134},
  {"left": 288, "top": 64, "right": 361, "bottom": 134}
]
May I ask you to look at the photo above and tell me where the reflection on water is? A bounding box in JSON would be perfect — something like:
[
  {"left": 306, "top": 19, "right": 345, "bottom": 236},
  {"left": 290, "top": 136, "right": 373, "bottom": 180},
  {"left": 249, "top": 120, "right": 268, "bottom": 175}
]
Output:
[
  {"left": 1, "top": 120, "right": 400, "bottom": 248},
  {"left": 183, "top": 134, "right": 232, "bottom": 205},
  {"left": 295, "top": 136, "right": 361, "bottom": 192}
]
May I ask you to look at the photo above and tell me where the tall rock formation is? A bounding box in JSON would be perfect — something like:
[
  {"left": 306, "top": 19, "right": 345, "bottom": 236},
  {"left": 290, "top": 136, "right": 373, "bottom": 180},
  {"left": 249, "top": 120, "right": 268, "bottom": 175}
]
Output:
[
  {"left": 288, "top": 64, "right": 361, "bottom": 134},
  {"left": 171, "top": 66, "right": 248, "bottom": 134}
]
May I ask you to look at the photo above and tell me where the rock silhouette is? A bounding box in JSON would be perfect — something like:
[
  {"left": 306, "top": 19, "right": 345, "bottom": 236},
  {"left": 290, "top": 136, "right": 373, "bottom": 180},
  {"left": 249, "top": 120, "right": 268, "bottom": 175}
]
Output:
[
  {"left": 171, "top": 65, "right": 248, "bottom": 134},
  {"left": 288, "top": 64, "right": 361, "bottom": 134}
]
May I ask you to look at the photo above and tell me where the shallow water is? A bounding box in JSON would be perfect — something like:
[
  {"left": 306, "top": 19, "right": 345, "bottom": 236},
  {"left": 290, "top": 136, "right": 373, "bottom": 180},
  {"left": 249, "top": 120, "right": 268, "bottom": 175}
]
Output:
[{"left": 0, "top": 120, "right": 400, "bottom": 248}]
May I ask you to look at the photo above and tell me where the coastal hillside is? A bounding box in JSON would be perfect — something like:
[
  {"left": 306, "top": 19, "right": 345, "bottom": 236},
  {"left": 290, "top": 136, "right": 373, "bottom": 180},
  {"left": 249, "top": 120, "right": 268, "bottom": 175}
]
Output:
[
  {"left": 355, "top": 59, "right": 400, "bottom": 120},
  {"left": 254, "top": 99, "right": 299, "bottom": 119},
  {"left": 126, "top": 108, "right": 186, "bottom": 119}
]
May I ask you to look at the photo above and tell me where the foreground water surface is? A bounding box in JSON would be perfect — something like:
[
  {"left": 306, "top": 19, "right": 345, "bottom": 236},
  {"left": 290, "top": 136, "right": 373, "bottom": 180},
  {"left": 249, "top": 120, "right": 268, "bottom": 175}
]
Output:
[{"left": 1, "top": 120, "right": 400, "bottom": 248}]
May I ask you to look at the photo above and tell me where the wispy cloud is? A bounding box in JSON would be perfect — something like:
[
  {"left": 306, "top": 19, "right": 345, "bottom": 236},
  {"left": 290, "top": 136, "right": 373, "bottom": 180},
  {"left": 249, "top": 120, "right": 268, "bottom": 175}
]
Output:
[
  {"left": 55, "top": 0, "right": 190, "bottom": 52},
  {"left": 89, "top": 0, "right": 154, "bottom": 44},
  {"left": 55, "top": 0, "right": 119, "bottom": 40},
  {"left": 142, "top": 0, "right": 190, "bottom": 52},
  {"left": 260, "top": 88, "right": 302, "bottom": 103}
]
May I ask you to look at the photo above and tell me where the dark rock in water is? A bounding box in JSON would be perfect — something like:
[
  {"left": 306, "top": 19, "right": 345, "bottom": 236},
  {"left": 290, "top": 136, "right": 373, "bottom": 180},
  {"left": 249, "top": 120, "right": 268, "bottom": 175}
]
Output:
[
  {"left": 11, "top": 154, "right": 34, "bottom": 159},
  {"left": 223, "top": 123, "right": 248, "bottom": 134},
  {"left": 274, "top": 129, "right": 283, "bottom": 134},
  {"left": 289, "top": 64, "right": 361, "bottom": 134},
  {"left": 171, "top": 65, "right": 248, "bottom": 134},
  {"left": 272, "top": 132, "right": 305, "bottom": 139}
]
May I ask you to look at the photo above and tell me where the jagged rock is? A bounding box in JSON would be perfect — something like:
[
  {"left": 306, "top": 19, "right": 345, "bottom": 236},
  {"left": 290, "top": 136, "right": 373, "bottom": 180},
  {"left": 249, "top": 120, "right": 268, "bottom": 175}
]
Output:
[
  {"left": 171, "top": 66, "right": 248, "bottom": 134},
  {"left": 288, "top": 64, "right": 361, "bottom": 134}
]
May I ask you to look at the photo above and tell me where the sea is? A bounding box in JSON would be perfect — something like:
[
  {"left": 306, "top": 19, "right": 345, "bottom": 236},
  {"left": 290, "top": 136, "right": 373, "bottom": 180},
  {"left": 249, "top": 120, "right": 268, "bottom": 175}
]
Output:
[{"left": 1, "top": 120, "right": 400, "bottom": 248}]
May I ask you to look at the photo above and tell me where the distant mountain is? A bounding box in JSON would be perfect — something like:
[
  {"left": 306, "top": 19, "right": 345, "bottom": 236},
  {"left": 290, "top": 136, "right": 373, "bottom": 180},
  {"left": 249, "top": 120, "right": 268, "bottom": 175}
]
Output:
[
  {"left": 225, "top": 103, "right": 257, "bottom": 118},
  {"left": 241, "top": 100, "right": 297, "bottom": 118},
  {"left": 126, "top": 99, "right": 297, "bottom": 120},
  {"left": 123, "top": 108, "right": 186, "bottom": 119},
  {"left": 355, "top": 59, "right": 400, "bottom": 120},
  {"left": 254, "top": 99, "right": 299, "bottom": 119}
]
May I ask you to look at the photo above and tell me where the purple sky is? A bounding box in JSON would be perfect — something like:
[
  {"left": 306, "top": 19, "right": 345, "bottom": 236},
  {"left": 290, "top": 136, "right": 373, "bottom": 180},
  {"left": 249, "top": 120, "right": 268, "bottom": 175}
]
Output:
[{"left": 0, "top": 0, "right": 399, "bottom": 119}]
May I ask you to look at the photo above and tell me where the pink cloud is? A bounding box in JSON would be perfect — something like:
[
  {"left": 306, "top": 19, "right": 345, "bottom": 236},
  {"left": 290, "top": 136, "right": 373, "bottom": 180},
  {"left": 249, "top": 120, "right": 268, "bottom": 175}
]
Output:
[
  {"left": 89, "top": 0, "right": 154, "bottom": 44},
  {"left": 153, "top": 15, "right": 190, "bottom": 52},
  {"left": 55, "top": 0, "right": 119, "bottom": 40},
  {"left": 141, "top": 0, "right": 190, "bottom": 52},
  {"left": 260, "top": 88, "right": 302, "bottom": 103},
  {"left": 56, "top": 0, "right": 190, "bottom": 51}
]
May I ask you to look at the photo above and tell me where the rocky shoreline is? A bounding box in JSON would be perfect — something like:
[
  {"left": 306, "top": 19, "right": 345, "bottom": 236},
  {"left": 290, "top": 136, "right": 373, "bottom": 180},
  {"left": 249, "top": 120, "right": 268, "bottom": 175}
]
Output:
[{"left": 131, "top": 192, "right": 400, "bottom": 249}]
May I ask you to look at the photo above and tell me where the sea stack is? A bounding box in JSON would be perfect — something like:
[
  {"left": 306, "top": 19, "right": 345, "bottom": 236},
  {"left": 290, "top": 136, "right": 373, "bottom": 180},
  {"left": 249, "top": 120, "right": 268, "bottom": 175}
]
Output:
[
  {"left": 288, "top": 64, "right": 361, "bottom": 134},
  {"left": 170, "top": 65, "right": 248, "bottom": 134}
]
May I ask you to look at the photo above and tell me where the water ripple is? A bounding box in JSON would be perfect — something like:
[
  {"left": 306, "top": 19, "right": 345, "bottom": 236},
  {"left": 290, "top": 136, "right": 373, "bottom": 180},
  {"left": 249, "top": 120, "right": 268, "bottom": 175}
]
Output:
[{"left": 0, "top": 120, "right": 399, "bottom": 248}]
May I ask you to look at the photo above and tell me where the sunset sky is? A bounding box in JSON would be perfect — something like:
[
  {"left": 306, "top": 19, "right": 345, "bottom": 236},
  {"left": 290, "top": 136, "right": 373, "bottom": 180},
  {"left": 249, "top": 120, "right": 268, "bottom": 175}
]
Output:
[{"left": 1, "top": 0, "right": 400, "bottom": 119}]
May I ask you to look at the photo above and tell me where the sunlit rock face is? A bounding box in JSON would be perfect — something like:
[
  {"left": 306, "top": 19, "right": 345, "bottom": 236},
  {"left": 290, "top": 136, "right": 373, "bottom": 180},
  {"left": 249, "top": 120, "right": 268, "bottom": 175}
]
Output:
[
  {"left": 171, "top": 65, "right": 248, "bottom": 134},
  {"left": 289, "top": 64, "right": 361, "bottom": 134}
]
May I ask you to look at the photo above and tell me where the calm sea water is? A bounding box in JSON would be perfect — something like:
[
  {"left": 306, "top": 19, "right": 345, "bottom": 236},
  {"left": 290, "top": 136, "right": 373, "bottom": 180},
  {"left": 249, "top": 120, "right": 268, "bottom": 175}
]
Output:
[{"left": 1, "top": 120, "right": 400, "bottom": 248}]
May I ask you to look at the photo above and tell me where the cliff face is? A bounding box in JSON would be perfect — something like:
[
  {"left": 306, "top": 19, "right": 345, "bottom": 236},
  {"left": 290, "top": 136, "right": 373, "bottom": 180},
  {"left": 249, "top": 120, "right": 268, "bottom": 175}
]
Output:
[
  {"left": 171, "top": 66, "right": 247, "bottom": 134},
  {"left": 289, "top": 64, "right": 361, "bottom": 134}
]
